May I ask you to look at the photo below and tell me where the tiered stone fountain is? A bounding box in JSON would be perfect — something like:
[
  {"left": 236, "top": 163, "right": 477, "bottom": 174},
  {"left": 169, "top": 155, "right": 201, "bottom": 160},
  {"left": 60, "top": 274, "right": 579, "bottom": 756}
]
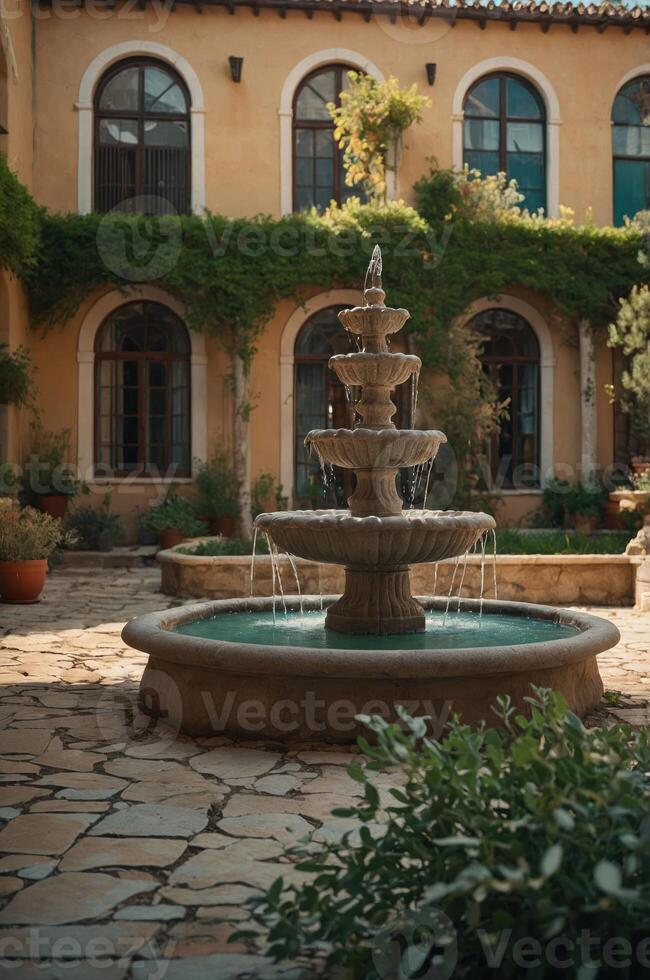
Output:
[
  {"left": 255, "top": 246, "right": 494, "bottom": 635},
  {"left": 123, "top": 248, "right": 619, "bottom": 741}
]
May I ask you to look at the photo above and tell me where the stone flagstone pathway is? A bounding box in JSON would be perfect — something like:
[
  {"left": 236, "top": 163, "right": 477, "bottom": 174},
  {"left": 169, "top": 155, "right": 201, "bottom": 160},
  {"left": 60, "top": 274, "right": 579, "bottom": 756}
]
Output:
[{"left": 0, "top": 564, "right": 648, "bottom": 978}]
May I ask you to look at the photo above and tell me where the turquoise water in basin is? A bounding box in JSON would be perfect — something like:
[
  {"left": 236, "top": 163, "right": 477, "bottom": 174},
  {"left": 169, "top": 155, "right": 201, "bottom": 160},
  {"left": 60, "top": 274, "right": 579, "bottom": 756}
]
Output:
[{"left": 174, "top": 609, "right": 579, "bottom": 650}]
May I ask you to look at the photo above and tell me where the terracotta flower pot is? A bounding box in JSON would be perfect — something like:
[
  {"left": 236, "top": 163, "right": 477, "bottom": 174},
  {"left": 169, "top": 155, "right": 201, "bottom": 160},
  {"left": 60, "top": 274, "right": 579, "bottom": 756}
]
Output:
[
  {"left": 603, "top": 498, "right": 624, "bottom": 531},
  {"left": 38, "top": 494, "right": 69, "bottom": 519},
  {"left": 159, "top": 530, "right": 186, "bottom": 551},
  {"left": 217, "top": 516, "right": 236, "bottom": 538},
  {"left": 574, "top": 512, "right": 597, "bottom": 534},
  {"left": 0, "top": 559, "right": 48, "bottom": 603}
]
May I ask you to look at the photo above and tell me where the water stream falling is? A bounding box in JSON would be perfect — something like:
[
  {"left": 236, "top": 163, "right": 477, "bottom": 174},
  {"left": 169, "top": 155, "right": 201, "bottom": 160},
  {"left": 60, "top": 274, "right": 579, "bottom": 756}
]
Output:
[
  {"left": 443, "top": 555, "right": 460, "bottom": 626},
  {"left": 270, "top": 541, "right": 288, "bottom": 617},
  {"left": 249, "top": 527, "right": 258, "bottom": 596},
  {"left": 283, "top": 550, "right": 304, "bottom": 615}
]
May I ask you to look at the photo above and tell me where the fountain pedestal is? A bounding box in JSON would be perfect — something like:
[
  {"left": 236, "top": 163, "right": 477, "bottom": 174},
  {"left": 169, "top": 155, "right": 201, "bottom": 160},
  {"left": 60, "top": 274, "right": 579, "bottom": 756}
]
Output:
[{"left": 325, "top": 566, "right": 425, "bottom": 634}]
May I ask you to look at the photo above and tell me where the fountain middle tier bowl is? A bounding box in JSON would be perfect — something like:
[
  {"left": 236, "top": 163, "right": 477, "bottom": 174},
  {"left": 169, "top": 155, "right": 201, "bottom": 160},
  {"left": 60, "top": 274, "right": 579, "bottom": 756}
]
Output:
[
  {"left": 254, "top": 509, "right": 495, "bottom": 568},
  {"left": 329, "top": 352, "right": 421, "bottom": 388},
  {"left": 306, "top": 428, "right": 446, "bottom": 469}
]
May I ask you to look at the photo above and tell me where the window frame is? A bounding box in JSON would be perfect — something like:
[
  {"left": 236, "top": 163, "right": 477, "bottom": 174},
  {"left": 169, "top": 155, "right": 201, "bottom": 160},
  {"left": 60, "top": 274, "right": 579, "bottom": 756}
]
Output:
[
  {"left": 463, "top": 71, "right": 547, "bottom": 212},
  {"left": 93, "top": 56, "right": 192, "bottom": 215},
  {"left": 94, "top": 300, "right": 192, "bottom": 479},
  {"left": 472, "top": 307, "right": 541, "bottom": 489},
  {"left": 611, "top": 74, "right": 650, "bottom": 225},
  {"left": 292, "top": 63, "right": 352, "bottom": 213}
]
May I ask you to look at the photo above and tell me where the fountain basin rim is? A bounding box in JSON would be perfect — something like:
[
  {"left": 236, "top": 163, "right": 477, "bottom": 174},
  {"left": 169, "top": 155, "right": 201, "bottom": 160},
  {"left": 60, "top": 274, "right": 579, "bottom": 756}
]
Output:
[
  {"left": 254, "top": 509, "right": 495, "bottom": 531},
  {"left": 122, "top": 596, "right": 619, "bottom": 679}
]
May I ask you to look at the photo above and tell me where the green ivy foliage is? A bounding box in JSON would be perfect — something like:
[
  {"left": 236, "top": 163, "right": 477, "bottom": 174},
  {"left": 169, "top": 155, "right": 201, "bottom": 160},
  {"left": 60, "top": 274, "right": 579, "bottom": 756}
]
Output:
[
  {"left": 0, "top": 159, "right": 42, "bottom": 275},
  {"left": 1, "top": 155, "right": 648, "bottom": 495}
]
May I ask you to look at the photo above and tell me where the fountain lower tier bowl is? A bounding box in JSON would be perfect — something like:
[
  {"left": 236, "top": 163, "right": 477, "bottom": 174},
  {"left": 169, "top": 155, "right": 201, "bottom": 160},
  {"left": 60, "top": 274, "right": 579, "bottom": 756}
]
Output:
[
  {"left": 122, "top": 596, "right": 618, "bottom": 741},
  {"left": 256, "top": 510, "right": 496, "bottom": 632},
  {"left": 255, "top": 510, "right": 494, "bottom": 568},
  {"left": 306, "top": 428, "right": 445, "bottom": 470}
]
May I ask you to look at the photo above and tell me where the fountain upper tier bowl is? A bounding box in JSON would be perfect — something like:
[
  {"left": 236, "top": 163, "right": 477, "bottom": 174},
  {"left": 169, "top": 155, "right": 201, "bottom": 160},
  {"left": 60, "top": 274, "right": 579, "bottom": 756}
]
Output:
[
  {"left": 255, "top": 509, "right": 494, "bottom": 569},
  {"left": 305, "top": 428, "right": 446, "bottom": 470}
]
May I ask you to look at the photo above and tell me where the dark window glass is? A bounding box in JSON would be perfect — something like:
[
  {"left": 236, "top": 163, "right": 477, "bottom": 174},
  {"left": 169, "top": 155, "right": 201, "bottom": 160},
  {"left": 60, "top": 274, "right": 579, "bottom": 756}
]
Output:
[
  {"left": 463, "top": 73, "right": 546, "bottom": 213},
  {"left": 470, "top": 308, "right": 540, "bottom": 488},
  {"left": 95, "top": 301, "right": 191, "bottom": 477},
  {"left": 293, "top": 65, "right": 365, "bottom": 212},
  {"left": 612, "top": 75, "right": 650, "bottom": 225},
  {"left": 94, "top": 58, "right": 190, "bottom": 215}
]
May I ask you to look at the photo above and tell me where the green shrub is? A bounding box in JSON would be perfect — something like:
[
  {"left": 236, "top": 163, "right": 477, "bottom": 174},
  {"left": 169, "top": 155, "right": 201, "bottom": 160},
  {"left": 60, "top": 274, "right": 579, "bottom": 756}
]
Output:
[
  {"left": 22, "top": 422, "right": 86, "bottom": 498},
  {"left": 143, "top": 494, "right": 206, "bottom": 536},
  {"left": 177, "top": 535, "right": 269, "bottom": 556},
  {"left": 251, "top": 473, "right": 288, "bottom": 518},
  {"left": 487, "top": 529, "right": 632, "bottom": 556},
  {"left": 0, "top": 506, "right": 64, "bottom": 560},
  {"left": 195, "top": 451, "right": 239, "bottom": 519},
  {"left": 66, "top": 492, "right": 126, "bottom": 551},
  {"left": 239, "top": 690, "right": 650, "bottom": 979},
  {"left": 0, "top": 344, "right": 36, "bottom": 408}
]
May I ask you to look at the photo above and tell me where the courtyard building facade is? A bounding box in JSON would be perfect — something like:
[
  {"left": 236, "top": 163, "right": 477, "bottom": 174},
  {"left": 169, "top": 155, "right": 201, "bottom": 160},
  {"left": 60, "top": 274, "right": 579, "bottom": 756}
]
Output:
[{"left": 1, "top": 0, "right": 649, "bottom": 531}]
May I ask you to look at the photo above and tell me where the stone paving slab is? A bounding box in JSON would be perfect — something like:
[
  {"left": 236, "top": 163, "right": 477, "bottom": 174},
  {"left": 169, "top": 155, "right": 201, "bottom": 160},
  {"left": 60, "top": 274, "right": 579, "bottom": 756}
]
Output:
[{"left": 0, "top": 566, "right": 648, "bottom": 978}]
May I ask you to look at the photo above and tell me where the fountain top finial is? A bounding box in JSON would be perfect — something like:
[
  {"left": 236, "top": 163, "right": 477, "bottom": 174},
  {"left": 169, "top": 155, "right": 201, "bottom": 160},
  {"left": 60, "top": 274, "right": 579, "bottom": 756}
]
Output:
[{"left": 364, "top": 244, "right": 385, "bottom": 307}]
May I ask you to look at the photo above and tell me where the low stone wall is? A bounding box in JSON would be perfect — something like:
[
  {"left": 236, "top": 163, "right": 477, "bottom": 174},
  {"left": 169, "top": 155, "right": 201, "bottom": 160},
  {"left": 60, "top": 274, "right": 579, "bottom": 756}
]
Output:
[{"left": 159, "top": 547, "right": 638, "bottom": 606}]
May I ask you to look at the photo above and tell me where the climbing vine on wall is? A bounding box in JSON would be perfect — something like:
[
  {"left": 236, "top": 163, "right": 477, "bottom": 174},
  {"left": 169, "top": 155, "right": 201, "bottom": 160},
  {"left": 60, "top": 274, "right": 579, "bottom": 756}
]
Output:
[
  {"left": 0, "top": 156, "right": 648, "bottom": 503},
  {"left": 0, "top": 158, "right": 41, "bottom": 276}
]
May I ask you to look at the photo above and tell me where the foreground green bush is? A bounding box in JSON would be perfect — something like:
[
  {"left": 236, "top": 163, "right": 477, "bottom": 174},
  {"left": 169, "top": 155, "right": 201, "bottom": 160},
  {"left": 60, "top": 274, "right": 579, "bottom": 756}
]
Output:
[{"left": 239, "top": 690, "right": 650, "bottom": 979}]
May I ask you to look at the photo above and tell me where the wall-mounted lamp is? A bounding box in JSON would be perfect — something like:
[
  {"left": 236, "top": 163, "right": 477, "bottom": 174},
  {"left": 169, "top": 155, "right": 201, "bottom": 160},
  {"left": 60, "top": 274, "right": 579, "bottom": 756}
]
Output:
[
  {"left": 229, "top": 56, "right": 244, "bottom": 84},
  {"left": 425, "top": 63, "right": 437, "bottom": 87}
]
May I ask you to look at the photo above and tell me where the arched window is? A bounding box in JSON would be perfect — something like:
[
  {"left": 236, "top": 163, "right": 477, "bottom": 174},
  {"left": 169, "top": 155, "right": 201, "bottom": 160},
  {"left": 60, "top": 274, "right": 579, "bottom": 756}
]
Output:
[
  {"left": 470, "top": 308, "right": 540, "bottom": 488},
  {"left": 293, "top": 65, "right": 361, "bottom": 212},
  {"left": 294, "top": 306, "right": 351, "bottom": 504},
  {"left": 94, "top": 58, "right": 191, "bottom": 214},
  {"left": 463, "top": 73, "right": 546, "bottom": 212},
  {"left": 95, "top": 301, "right": 191, "bottom": 477},
  {"left": 612, "top": 75, "right": 650, "bottom": 225}
]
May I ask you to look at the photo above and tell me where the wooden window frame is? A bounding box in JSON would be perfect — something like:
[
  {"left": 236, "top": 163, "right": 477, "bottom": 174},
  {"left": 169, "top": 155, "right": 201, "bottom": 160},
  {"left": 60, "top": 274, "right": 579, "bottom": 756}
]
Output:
[
  {"left": 473, "top": 308, "right": 541, "bottom": 488},
  {"left": 93, "top": 57, "right": 192, "bottom": 215},
  {"left": 94, "top": 301, "right": 191, "bottom": 479},
  {"left": 463, "top": 72, "right": 547, "bottom": 210},
  {"left": 292, "top": 63, "right": 351, "bottom": 213},
  {"left": 611, "top": 75, "right": 650, "bottom": 224}
]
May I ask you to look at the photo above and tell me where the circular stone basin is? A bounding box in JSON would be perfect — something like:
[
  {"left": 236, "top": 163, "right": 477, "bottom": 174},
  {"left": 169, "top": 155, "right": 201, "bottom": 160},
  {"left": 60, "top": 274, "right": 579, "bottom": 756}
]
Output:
[{"left": 122, "top": 596, "right": 618, "bottom": 741}]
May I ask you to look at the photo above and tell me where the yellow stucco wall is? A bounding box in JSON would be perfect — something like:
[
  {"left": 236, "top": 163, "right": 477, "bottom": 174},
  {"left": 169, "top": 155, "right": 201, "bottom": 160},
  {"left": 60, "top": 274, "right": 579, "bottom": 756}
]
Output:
[
  {"left": 3, "top": 4, "right": 645, "bottom": 530},
  {"left": 29, "top": 6, "right": 649, "bottom": 223}
]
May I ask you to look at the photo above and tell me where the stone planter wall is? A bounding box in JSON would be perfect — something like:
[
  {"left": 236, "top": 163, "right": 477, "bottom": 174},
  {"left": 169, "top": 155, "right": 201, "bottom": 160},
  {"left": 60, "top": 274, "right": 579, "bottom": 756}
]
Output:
[{"left": 159, "top": 547, "right": 639, "bottom": 607}]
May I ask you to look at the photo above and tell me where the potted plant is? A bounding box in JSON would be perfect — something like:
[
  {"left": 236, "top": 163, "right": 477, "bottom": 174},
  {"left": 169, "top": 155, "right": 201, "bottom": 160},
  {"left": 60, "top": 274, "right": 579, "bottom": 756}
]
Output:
[
  {"left": 564, "top": 482, "right": 606, "bottom": 534},
  {"left": 251, "top": 472, "right": 288, "bottom": 518},
  {"left": 0, "top": 506, "right": 64, "bottom": 602},
  {"left": 134, "top": 505, "right": 158, "bottom": 546},
  {"left": 66, "top": 491, "right": 126, "bottom": 552},
  {"left": 0, "top": 344, "right": 35, "bottom": 409},
  {"left": 23, "top": 422, "right": 87, "bottom": 519},
  {"left": 143, "top": 494, "right": 207, "bottom": 551},
  {"left": 195, "top": 451, "right": 239, "bottom": 536}
]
